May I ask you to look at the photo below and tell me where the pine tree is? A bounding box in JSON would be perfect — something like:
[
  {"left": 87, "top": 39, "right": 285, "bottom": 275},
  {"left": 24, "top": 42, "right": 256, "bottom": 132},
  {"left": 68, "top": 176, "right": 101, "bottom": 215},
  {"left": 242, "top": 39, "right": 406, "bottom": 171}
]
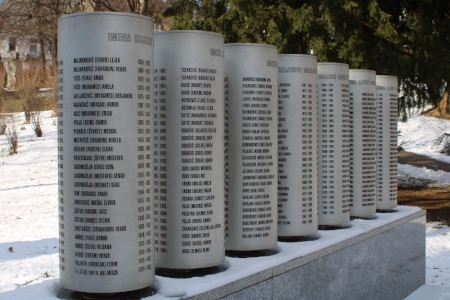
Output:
[{"left": 164, "top": 0, "right": 449, "bottom": 120}]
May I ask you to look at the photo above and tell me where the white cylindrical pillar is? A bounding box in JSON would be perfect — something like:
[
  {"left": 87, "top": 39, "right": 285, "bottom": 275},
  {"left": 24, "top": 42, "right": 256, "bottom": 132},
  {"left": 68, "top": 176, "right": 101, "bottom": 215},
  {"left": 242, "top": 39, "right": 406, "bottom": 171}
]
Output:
[
  {"left": 317, "top": 63, "right": 351, "bottom": 226},
  {"left": 277, "top": 54, "right": 318, "bottom": 237},
  {"left": 224, "top": 43, "right": 278, "bottom": 251},
  {"left": 349, "top": 69, "right": 377, "bottom": 218},
  {"left": 153, "top": 31, "right": 225, "bottom": 269},
  {"left": 376, "top": 75, "right": 399, "bottom": 210},
  {"left": 58, "top": 12, "right": 154, "bottom": 293}
]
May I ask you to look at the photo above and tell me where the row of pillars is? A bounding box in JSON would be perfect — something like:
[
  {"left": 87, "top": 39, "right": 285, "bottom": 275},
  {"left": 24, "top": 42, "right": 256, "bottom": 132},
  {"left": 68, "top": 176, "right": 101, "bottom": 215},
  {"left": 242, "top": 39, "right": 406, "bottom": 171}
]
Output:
[{"left": 57, "top": 13, "right": 397, "bottom": 294}]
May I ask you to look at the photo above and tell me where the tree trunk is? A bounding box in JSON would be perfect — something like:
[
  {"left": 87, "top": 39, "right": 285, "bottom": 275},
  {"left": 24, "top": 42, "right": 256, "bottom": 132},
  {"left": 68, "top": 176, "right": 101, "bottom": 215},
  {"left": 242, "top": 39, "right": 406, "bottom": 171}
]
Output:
[
  {"left": 424, "top": 91, "right": 450, "bottom": 119},
  {"left": 39, "top": 35, "right": 47, "bottom": 74},
  {"left": 139, "top": 0, "right": 148, "bottom": 15},
  {"left": 437, "top": 91, "right": 450, "bottom": 116},
  {"left": 0, "top": 53, "right": 6, "bottom": 88},
  {"left": 0, "top": 53, "right": 4, "bottom": 111},
  {"left": 445, "top": 91, "right": 450, "bottom": 115}
]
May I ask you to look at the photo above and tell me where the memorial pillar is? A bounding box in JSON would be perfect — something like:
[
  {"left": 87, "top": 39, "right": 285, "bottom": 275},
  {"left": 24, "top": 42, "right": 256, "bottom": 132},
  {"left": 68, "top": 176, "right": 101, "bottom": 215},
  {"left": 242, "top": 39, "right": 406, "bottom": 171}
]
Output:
[
  {"left": 277, "top": 54, "right": 318, "bottom": 238},
  {"left": 317, "top": 63, "right": 351, "bottom": 226},
  {"left": 376, "top": 75, "right": 399, "bottom": 210},
  {"left": 224, "top": 43, "right": 278, "bottom": 251},
  {"left": 57, "top": 12, "right": 154, "bottom": 293},
  {"left": 349, "top": 69, "right": 377, "bottom": 218},
  {"left": 153, "top": 31, "right": 225, "bottom": 270}
]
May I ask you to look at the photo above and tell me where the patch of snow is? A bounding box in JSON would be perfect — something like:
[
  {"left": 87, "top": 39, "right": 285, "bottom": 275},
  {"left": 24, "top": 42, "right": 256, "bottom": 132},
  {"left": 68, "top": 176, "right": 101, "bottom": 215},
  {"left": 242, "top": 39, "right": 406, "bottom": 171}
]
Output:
[
  {"left": 0, "top": 111, "right": 449, "bottom": 299},
  {"left": 398, "top": 164, "right": 450, "bottom": 187},
  {"left": 399, "top": 113, "right": 450, "bottom": 164}
]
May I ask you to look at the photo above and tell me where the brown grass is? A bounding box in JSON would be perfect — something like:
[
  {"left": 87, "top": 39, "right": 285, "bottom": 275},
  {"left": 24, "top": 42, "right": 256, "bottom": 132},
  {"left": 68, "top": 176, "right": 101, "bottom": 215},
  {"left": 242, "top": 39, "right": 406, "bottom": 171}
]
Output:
[
  {"left": 398, "top": 187, "right": 450, "bottom": 225},
  {"left": 1, "top": 63, "right": 57, "bottom": 114}
]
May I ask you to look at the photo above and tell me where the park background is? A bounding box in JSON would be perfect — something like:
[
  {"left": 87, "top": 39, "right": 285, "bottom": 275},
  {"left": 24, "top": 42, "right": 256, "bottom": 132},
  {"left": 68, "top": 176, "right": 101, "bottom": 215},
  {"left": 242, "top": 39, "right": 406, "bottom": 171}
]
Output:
[{"left": 0, "top": 0, "right": 449, "bottom": 299}]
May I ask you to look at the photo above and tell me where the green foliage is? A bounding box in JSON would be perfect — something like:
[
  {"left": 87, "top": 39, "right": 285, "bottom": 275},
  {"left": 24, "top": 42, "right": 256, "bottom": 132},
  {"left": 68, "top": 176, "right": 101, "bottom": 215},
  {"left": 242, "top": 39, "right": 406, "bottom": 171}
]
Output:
[{"left": 164, "top": 0, "right": 449, "bottom": 119}]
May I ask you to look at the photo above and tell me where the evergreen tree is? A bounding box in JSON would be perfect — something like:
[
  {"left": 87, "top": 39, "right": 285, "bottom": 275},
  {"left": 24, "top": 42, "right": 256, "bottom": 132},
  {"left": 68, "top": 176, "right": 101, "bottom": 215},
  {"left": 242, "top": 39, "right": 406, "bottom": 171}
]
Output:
[{"left": 165, "top": 0, "right": 449, "bottom": 120}]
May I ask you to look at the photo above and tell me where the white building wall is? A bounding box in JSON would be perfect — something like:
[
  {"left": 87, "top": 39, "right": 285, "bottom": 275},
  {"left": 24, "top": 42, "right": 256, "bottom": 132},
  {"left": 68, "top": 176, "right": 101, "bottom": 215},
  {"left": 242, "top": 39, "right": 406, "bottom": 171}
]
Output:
[{"left": 0, "top": 35, "right": 53, "bottom": 89}]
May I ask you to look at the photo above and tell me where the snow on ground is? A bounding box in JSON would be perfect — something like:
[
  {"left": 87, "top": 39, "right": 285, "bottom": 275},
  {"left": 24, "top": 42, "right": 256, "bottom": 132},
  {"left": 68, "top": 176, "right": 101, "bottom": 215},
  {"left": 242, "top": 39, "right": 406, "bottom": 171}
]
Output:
[
  {"left": 398, "top": 164, "right": 450, "bottom": 187},
  {"left": 399, "top": 112, "right": 450, "bottom": 165},
  {"left": 0, "top": 111, "right": 449, "bottom": 299},
  {"left": 405, "top": 222, "right": 450, "bottom": 300},
  {"left": 0, "top": 112, "right": 60, "bottom": 298},
  {"left": 398, "top": 112, "right": 450, "bottom": 299}
]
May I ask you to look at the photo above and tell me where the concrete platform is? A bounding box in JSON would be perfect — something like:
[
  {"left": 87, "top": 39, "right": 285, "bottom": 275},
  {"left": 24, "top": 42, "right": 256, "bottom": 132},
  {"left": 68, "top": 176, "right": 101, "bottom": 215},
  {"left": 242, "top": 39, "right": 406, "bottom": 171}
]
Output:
[{"left": 154, "top": 206, "right": 425, "bottom": 300}]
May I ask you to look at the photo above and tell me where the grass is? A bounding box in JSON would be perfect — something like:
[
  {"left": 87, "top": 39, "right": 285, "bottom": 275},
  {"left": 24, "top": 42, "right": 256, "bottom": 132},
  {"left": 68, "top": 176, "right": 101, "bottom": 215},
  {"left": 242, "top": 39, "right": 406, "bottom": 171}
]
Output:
[
  {"left": 1, "top": 91, "right": 22, "bottom": 112},
  {"left": 0, "top": 62, "right": 58, "bottom": 115}
]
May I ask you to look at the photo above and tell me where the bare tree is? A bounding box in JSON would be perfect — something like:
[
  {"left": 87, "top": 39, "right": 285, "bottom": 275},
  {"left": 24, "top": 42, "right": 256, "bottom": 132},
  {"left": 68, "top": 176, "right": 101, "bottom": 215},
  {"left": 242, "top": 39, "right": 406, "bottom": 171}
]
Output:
[
  {"left": 0, "top": 0, "right": 173, "bottom": 72},
  {"left": 0, "top": 0, "right": 173, "bottom": 92},
  {"left": 85, "top": 0, "right": 174, "bottom": 28},
  {"left": 15, "top": 61, "right": 45, "bottom": 136},
  {"left": 0, "top": 0, "right": 85, "bottom": 75},
  {"left": 3, "top": 113, "right": 20, "bottom": 154}
]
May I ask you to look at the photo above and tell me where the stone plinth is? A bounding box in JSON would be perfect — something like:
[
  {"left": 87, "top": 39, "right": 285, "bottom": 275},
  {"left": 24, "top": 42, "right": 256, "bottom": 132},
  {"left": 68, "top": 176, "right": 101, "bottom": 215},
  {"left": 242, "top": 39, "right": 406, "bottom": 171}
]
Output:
[{"left": 153, "top": 206, "right": 425, "bottom": 300}]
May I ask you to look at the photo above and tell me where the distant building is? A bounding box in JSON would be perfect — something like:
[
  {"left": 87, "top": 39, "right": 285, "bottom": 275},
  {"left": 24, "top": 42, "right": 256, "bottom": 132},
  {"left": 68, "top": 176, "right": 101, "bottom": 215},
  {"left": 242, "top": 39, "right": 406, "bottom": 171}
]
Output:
[{"left": 0, "top": 35, "right": 52, "bottom": 89}]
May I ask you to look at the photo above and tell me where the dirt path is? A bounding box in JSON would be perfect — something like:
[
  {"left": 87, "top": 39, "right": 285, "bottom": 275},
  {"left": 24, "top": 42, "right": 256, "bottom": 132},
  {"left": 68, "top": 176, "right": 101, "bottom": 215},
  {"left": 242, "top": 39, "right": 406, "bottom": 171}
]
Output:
[
  {"left": 397, "top": 151, "right": 450, "bottom": 224},
  {"left": 398, "top": 150, "right": 450, "bottom": 172}
]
